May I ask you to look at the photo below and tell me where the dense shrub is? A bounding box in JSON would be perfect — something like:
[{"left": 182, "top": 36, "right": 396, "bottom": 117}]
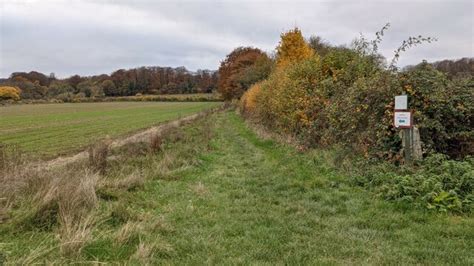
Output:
[
  {"left": 0, "top": 86, "right": 21, "bottom": 101},
  {"left": 238, "top": 26, "right": 473, "bottom": 213},
  {"left": 240, "top": 82, "right": 262, "bottom": 115},
  {"left": 246, "top": 48, "right": 397, "bottom": 156},
  {"left": 399, "top": 62, "right": 473, "bottom": 158},
  {"left": 47, "top": 81, "right": 74, "bottom": 98},
  {"left": 356, "top": 154, "right": 474, "bottom": 213},
  {"left": 241, "top": 27, "right": 473, "bottom": 160}
]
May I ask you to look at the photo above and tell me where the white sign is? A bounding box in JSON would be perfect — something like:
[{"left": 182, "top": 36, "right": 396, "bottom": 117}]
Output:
[
  {"left": 395, "top": 95, "right": 408, "bottom": 110},
  {"left": 394, "top": 111, "right": 412, "bottom": 128}
]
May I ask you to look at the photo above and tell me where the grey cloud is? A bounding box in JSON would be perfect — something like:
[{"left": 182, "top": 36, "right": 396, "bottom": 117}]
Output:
[{"left": 1, "top": 0, "right": 472, "bottom": 78}]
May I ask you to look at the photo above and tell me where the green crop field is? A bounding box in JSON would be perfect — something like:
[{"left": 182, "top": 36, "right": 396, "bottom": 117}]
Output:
[{"left": 0, "top": 102, "right": 220, "bottom": 157}]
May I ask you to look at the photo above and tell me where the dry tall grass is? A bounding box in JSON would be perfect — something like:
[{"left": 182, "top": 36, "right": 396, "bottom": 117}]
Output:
[
  {"left": 131, "top": 240, "right": 155, "bottom": 263},
  {"left": 0, "top": 144, "right": 30, "bottom": 223},
  {"left": 1, "top": 144, "right": 100, "bottom": 256},
  {"left": 149, "top": 132, "right": 162, "bottom": 153},
  {"left": 88, "top": 139, "right": 111, "bottom": 175},
  {"left": 99, "top": 171, "right": 145, "bottom": 192},
  {"left": 29, "top": 169, "right": 99, "bottom": 255},
  {"left": 115, "top": 220, "right": 143, "bottom": 245}
]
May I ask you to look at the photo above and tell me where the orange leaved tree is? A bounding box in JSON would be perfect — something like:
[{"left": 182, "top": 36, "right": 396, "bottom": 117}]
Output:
[{"left": 217, "top": 47, "right": 270, "bottom": 100}]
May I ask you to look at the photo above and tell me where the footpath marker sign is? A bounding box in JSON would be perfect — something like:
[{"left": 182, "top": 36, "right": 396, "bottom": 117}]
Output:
[
  {"left": 394, "top": 94, "right": 411, "bottom": 129},
  {"left": 394, "top": 111, "right": 412, "bottom": 128},
  {"left": 395, "top": 95, "right": 408, "bottom": 110},
  {"left": 394, "top": 94, "right": 421, "bottom": 164}
]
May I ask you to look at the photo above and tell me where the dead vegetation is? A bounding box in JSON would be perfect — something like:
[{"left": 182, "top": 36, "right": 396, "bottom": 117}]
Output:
[
  {"left": 88, "top": 138, "right": 111, "bottom": 175},
  {"left": 97, "top": 171, "right": 146, "bottom": 196},
  {"left": 0, "top": 148, "right": 100, "bottom": 256},
  {"left": 115, "top": 220, "right": 143, "bottom": 245},
  {"left": 131, "top": 240, "right": 155, "bottom": 263},
  {"left": 149, "top": 132, "right": 163, "bottom": 153},
  {"left": 0, "top": 144, "right": 101, "bottom": 257},
  {"left": 190, "top": 181, "right": 209, "bottom": 197}
]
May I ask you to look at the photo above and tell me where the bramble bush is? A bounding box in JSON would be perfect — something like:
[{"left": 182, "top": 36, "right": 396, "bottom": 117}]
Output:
[
  {"left": 238, "top": 26, "right": 473, "bottom": 213},
  {"left": 241, "top": 26, "right": 473, "bottom": 160},
  {"left": 399, "top": 63, "right": 473, "bottom": 158}
]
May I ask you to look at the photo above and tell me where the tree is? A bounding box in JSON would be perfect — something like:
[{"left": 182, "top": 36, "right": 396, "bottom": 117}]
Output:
[
  {"left": 410, "top": 58, "right": 474, "bottom": 79},
  {"left": 10, "top": 71, "right": 50, "bottom": 86},
  {"left": 2, "top": 65, "right": 220, "bottom": 99},
  {"left": 67, "top": 75, "right": 84, "bottom": 91},
  {"left": 218, "top": 47, "right": 269, "bottom": 100},
  {"left": 0, "top": 86, "right": 21, "bottom": 101},
  {"left": 90, "top": 85, "right": 105, "bottom": 98},
  {"left": 308, "top": 36, "right": 332, "bottom": 57},
  {"left": 236, "top": 55, "right": 273, "bottom": 90},
  {"left": 77, "top": 80, "right": 94, "bottom": 97},
  {"left": 20, "top": 81, "right": 48, "bottom": 99},
  {"left": 101, "top": 80, "right": 119, "bottom": 96},
  {"left": 47, "top": 80, "right": 74, "bottom": 97},
  {"left": 276, "top": 28, "right": 314, "bottom": 67}
]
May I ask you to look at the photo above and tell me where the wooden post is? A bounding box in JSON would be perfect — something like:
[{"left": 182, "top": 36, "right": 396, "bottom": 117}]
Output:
[
  {"left": 402, "top": 128, "right": 413, "bottom": 165},
  {"left": 412, "top": 126, "right": 422, "bottom": 161},
  {"left": 401, "top": 126, "right": 422, "bottom": 165}
]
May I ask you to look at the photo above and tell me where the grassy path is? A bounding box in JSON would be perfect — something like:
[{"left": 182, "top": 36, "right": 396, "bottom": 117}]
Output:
[
  {"left": 123, "top": 111, "right": 472, "bottom": 264},
  {"left": 1, "top": 111, "right": 472, "bottom": 264}
]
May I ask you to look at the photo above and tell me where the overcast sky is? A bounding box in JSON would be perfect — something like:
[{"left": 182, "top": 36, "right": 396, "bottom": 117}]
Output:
[{"left": 0, "top": 0, "right": 472, "bottom": 78}]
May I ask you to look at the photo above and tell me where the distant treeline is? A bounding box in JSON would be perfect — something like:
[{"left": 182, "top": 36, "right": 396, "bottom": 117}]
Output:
[
  {"left": 404, "top": 57, "right": 474, "bottom": 79},
  {"left": 0, "top": 66, "right": 218, "bottom": 101}
]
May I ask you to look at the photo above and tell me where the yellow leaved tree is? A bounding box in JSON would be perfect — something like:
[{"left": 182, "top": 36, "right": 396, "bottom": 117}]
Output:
[
  {"left": 0, "top": 86, "right": 21, "bottom": 101},
  {"left": 276, "top": 28, "right": 314, "bottom": 67}
]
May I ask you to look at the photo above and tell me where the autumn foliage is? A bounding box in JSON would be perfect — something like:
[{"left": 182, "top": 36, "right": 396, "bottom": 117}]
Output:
[
  {"left": 240, "top": 27, "right": 473, "bottom": 160},
  {"left": 217, "top": 47, "right": 271, "bottom": 100},
  {"left": 0, "top": 86, "right": 21, "bottom": 101},
  {"left": 276, "top": 28, "right": 314, "bottom": 67},
  {"left": 240, "top": 82, "right": 262, "bottom": 115},
  {"left": 1, "top": 67, "right": 219, "bottom": 101}
]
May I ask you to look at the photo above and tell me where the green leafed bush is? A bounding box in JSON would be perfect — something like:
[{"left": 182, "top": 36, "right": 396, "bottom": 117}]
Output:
[{"left": 358, "top": 154, "right": 474, "bottom": 213}]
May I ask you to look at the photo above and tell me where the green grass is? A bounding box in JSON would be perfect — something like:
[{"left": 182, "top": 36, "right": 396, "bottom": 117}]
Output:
[
  {"left": 0, "top": 101, "right": 220, "bottom": 157},
  {"left": 1, "top": 111, "right": 472, "bottom": 264}
]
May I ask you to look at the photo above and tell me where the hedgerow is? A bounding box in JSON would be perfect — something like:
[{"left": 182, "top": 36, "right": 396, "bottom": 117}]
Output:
[
  {"left": 241, "top": 26, "right": 473, "bottom": 160},
  {"left": 239, "top": 26, "right": 473, "bottom": 213}
]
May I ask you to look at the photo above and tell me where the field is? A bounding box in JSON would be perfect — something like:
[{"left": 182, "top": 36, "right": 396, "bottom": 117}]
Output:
[
  {"left": 0, "top": 101, "right": 220, "bottom": 157},
  {"left": 0, "top": 111, "right": 472, "bottom": 264}
]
